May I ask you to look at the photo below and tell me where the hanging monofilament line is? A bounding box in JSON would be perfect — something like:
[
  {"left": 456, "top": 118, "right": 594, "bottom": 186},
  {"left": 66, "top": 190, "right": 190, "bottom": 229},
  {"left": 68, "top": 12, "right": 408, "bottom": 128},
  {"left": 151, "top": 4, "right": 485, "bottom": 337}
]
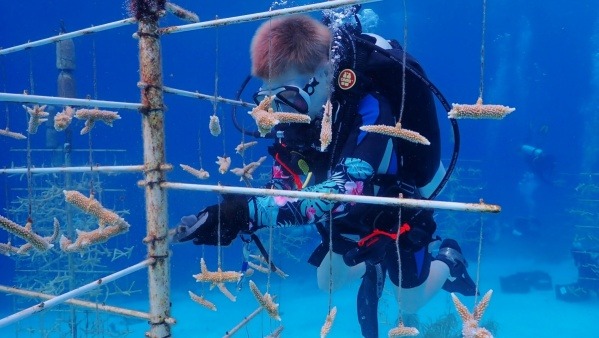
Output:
[
  {"left": 474, "top": 214, "right": 484, "bottom": 306},
  {"left": 395, "top": 200, "right": 403, "bottom": 322},
  {"left": 217, "top": 199, "right": 222, "bottom": 268},
  {"left": 479, "top": 0, "right": 487, "bottom": 100},
  {"left": 26, "top": 50, "right": 35, "bottom": 220},
  {"left": 327, "top": 208, "right": 333, "bottom": 311},
  {"left": 197, "top": 123, "right": 204, "bottom": 169},
  {"left": 397, "top": 0, "right": 409, "bottom": 123},
  {"left": 88, "top": 38, "right": 99, "bottom": 197}
]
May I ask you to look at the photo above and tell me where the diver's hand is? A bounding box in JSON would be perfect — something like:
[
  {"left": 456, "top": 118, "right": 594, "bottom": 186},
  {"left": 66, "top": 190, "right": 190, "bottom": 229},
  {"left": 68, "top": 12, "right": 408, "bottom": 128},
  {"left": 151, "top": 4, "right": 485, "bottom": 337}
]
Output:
[
  {"left": 171, "top": 194, "right": 250, "bottom": 246},
  {"left": 170, "top": 213, "right": 209, "bottom": 243}
]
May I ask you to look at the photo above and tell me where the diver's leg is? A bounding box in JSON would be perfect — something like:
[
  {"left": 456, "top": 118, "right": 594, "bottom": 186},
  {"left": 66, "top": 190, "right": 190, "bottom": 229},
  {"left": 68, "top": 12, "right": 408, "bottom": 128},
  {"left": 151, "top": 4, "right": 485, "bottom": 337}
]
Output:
[
  {"left": 357, "top": 262, "right": 385, "bottom": 338},
  {"left": 399, "top": 260, "right": 450, "bottom": 313},
  {"left": 317, "top": 252, "right": 365, "bottom": 291}
]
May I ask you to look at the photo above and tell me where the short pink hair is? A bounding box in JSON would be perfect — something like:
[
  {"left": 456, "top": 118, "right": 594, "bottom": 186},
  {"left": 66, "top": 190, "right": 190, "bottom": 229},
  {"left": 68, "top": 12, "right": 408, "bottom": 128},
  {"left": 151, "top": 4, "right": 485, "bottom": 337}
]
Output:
[{"left": 251, "top": 15, "right": 332, "bottom": 79}]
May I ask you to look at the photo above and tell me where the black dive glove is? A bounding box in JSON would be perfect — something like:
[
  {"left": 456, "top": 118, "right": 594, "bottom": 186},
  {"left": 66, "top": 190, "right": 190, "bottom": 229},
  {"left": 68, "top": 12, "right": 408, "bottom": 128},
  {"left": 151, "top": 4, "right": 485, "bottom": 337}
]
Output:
[{"left": 171, "top": 194, "right": 249, "bottom": 246}]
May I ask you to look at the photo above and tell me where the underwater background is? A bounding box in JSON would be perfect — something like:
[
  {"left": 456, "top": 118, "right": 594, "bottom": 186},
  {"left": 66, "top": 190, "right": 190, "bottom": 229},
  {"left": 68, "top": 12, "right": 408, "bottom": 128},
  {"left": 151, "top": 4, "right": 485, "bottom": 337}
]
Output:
[{"left": 0, "top": 0, "right": 598, "bottom": 337}]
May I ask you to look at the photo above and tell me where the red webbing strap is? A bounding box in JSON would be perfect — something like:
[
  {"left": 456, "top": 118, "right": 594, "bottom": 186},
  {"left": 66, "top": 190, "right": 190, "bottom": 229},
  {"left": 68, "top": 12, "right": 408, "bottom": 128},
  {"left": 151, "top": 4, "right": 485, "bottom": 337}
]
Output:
[
  {"left": 274, "top": 152, "right": 303, "bottom": 190},
  {"left": 357, "top": 223, "right": 411, "bottom": 247}
]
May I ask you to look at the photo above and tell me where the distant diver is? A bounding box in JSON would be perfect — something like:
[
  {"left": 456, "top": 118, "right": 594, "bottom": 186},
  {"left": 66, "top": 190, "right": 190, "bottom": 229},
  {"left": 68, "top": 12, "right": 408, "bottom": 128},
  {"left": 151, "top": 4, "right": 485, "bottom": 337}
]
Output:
[{"left": 521, "top": 145, "right": 555, "bottom": 184}]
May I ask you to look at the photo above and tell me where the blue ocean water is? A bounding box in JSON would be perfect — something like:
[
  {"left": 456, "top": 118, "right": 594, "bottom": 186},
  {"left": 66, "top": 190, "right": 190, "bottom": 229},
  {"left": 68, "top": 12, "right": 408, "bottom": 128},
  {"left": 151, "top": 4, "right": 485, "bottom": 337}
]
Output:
[{"left": 0, "top": 0, "right": 598, "bottom": 337}]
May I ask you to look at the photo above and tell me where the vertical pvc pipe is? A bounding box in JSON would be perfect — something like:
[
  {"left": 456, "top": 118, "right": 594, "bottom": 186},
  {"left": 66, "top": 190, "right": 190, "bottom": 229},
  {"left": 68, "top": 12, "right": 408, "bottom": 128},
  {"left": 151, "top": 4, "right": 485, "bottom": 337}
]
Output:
[
  {"left": 136, "top": 6, "right": 172, "bottom": 337},
  {"left": 56, "top": 25, "right": 78, "bottom": 338}
]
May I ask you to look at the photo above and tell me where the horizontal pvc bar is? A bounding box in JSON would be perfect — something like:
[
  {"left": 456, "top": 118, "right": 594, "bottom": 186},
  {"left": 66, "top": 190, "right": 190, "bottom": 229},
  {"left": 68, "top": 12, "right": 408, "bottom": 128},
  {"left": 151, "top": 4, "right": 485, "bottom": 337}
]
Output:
[
  {"left": 161, "top": 182, "right": 501, "bottom": 213},
  {"left": 0, "top": 259, "right": 154, "bottom": 328},
  {"left": 0, "top": 285, "right": 175, "bottom": 324},
  {"left": 159, "top": 0, "right": 380, "bottom": 35},
  {"left": 0, "top": 18, "right": 137, "bottom": 56},
  {"left": 0, "top": 165, "right": 145, "bottom": 175},
  {"left": 0, "top": 93, "right": 142, "bottom": 110},
  {"left": 163, "top": 86, "right": 256, "bottom": 108}
]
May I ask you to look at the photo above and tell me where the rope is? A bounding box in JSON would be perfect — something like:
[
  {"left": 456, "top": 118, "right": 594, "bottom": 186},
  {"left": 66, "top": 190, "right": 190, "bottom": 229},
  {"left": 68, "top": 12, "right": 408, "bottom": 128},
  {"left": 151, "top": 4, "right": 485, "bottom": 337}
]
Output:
[
  {"left": 474, "top": 215, "right": 484, "bottom": 305},
  {"left": 479, "top": 0, "right": 487, "bottom": 100},
  {"left": 398, "top": 0, "right": 409, "bottom": 123}
]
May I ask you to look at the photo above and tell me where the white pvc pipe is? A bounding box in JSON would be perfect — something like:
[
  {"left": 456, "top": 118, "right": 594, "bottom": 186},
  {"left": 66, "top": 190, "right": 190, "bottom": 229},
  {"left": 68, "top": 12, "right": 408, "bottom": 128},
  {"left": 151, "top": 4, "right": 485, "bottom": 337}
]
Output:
[
  {"left": 0, "top": 285, "right": 175, "bottom": 324},
  {"left": 0, "top": 165, "right": 145, "bottom": 175},
  {"left": 0, "top": 93, "right": 142, "bottom": 110},
  {"left": 163, "top": 86, "right": 256, "bottom": 108},
  {"left": 0, "top": 259, "right": 154, "bottom": 328},
  {"left": 0, "top": 18, "right": 137, "bottom": 56},
  {"left": 159, "top": 0, "right": 381, "bottom": 35},
  {"left": 162, "top": 182, "right": 501, "bottom": 213}
]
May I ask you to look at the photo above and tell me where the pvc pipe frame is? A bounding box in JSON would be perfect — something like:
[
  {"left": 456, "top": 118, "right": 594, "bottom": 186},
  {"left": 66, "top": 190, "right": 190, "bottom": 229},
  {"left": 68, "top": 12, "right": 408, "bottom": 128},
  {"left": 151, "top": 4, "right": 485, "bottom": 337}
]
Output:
[
  {"left": 162, "top": 182, "right": 501, "bottom": 213},
  {"left": 0, "top": 285, "right": 175, "bottom": 324},
  {"left": 0, "top": 18, "right": 137, "bottom": 56},
  {"left": 0, "top": 165, "right": 146, "bottom": 175},
  {"left": 159, "top": 0, "right": 381, "bottom": 35},
  {"left": 0, "top": 259, "right": 154, "bottom": 328}
]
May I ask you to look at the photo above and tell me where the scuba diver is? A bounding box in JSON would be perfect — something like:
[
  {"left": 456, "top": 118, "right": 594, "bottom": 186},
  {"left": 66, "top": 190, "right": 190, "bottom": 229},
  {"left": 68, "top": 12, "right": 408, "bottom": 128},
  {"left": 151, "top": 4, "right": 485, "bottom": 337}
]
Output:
[
  {"left": 521, "top": 144, "right": 556, "bottom": 184},
  {"left": 171, "top": 10, "right": 478, "bottom": 338}
]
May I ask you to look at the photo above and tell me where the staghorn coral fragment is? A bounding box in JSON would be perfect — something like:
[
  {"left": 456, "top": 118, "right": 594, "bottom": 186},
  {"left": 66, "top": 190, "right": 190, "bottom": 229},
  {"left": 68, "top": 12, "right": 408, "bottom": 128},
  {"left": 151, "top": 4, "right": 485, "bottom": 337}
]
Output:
[
  {"left": 360, "top": 122, "right": 430, "bottom": 145},
  {"left": 249, "top": 96, "right": 279, "bottom": 137},
  {"left": 448, "top": 97, "right": 515, "bottom": 119},
  {"left": 193, "top": 257, "right": 242, "bottom": 284},
  {"left": 209, "top": 114, "right": 221, "bottom": 136},
  {"left": 74, "top": 108, "right": 121, "bottom": 135},
  {"left": 230, "top": 156, "right": 267, "bottom": 181},
  {"left": 23, "top": 104, "right": 49, "bottom": 134},
  {"left": 235, "top": 141, "right": 258, "bottom": 155},
  {"left": 0, "top": 215, "right": 53, "bottom": 252},
  {"left": 320, "top": 306, "right": 337, "bottom": 338},
  {"left": 188, "top": 290, "right": 217, "bottom": 311},
  {"left": 0, "top": 128, "right": 26, "bottom": 140},
  {"left": 248, "top": 280, "right": 281, "bottom": 321},
  {"left": 192, "top": 257, "right": 241, "bottom": 301},
  {"left": 388, "top": 322, "right": 419, "bottom": 337},
  {"left": 61, "top": 190, "right": 130, "bottom": 252},
  {"left": 180, "top": 164, "right": 210, "bottom": 180},
  {"left": 0, "top": 241, "right": 20, "bottom": 256},
  {"left": 320, "top": 100, "right": 333, "bottom": 151},
  {"left": 216, "top": 156, "right": 231, "bottom": 174},
  {"left": 54, "top": 106, "right": 75, "bottom": 131},
  {"left": 451, "top": 289, "right": 494, "bottom": 338},
  {"left": 166, "top": 2, "right": 199, "bottom": 22},
  {"left": 275, "top": 112, "right": 311, "bottom": 124},
  {"left": 17, "top": 217, "right": 60, "bottom": 255}
]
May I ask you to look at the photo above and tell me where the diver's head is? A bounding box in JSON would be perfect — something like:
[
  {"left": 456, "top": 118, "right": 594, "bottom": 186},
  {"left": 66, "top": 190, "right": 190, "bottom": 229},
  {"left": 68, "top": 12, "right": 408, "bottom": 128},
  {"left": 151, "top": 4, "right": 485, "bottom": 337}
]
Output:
[{"left": 250, "top": 15, "right": 332, "bottom": 119}]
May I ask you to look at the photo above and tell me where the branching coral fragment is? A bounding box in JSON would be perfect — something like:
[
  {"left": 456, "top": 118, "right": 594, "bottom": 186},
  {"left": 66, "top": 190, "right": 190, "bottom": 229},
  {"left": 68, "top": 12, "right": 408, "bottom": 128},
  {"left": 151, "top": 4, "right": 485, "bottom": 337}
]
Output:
[
  {"left": 249, "top": 96, "right": 279, "bottom": 137},
  {"left": 216, "top": 156, "right": 231, "bottom": 174},
  {"left": 0, "top": 128, "right": 26, "bottom": 140},
  {"left": 388, "top": 322, "right": 419, "bottom": 337},
  {"left": 230, "top": 156, "right": 267, "bottom": 181},
  {"left": 192, "top": 258, "right": 242, "bottom": 301},
  {"left": 60, "top": 190, "right": 130, "bottom": 252},
  {"left": 451, "top": 289, "right": 494, "bottom": 338},
  {"left": 360, "top": 122, "right": 430, "bottom": 145},
  {"left": 320, "top": 306, "right": 337, "bottom": 338},
  {"left": 0, "top": 215, "right": 53, "bottom": 252},
  {"left": 209, "top": 114, "right": 221, "bottom": 136},
  {"left": 54, "top": 106, "right": 75, "bottom": 131},
  {"left": 23, "top": 104, "right": 49, "bottom": 134},
  {"left": 249, "top": 280, "right": 281, "bottom": 321},
  {"left": 180, "top": 164, "right": 210, "bottom": 179},
  {"left": 448, "top": 97, "right": 515, "bottom": 119},
  {"left": 235, "top": 141, "right": 258, "bottom": 155},
  {"left": 320, "top": 100, "right": 333, "bottom": 151},
  {"left": 74, "top": 108, "right": 121, "bottom": 135},
  {"left": 188, "top": 290, "right": 217, "bottom": 311}
]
